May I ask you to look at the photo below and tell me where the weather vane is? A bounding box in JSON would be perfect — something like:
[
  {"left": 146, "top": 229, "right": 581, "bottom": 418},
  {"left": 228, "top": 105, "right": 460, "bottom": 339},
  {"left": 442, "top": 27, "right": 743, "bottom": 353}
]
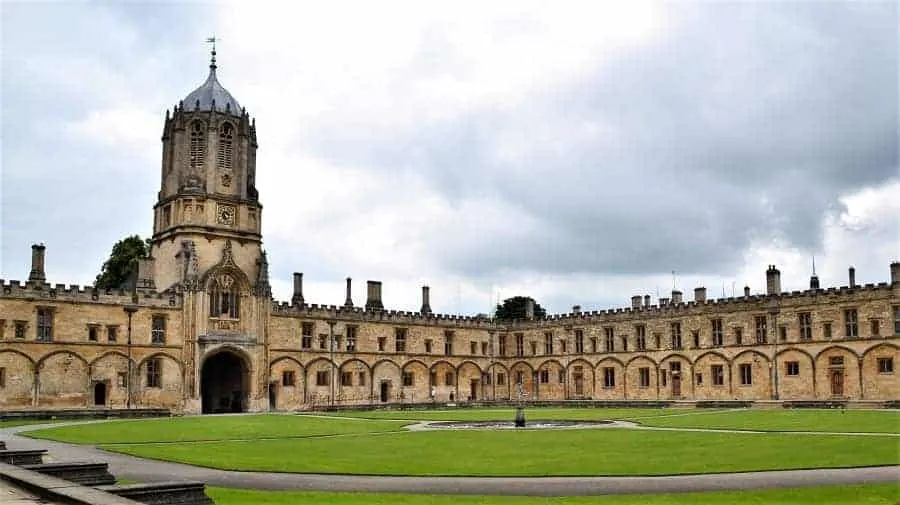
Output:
[{"left": 205, "top": 36, "right": 219, "bottom": 68}]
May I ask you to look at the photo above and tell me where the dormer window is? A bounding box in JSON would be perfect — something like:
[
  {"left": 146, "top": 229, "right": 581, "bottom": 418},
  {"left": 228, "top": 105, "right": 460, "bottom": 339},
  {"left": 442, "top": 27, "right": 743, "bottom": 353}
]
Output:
[{"left": 209, "top": 274, "right": 240, "bottom": 319}]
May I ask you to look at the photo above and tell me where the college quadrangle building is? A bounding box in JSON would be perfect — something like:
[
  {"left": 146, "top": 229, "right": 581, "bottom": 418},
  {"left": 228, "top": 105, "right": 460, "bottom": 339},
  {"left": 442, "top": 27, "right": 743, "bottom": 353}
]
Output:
[{"left": 1, "top": 54, "right": 898, "bottom": 414}]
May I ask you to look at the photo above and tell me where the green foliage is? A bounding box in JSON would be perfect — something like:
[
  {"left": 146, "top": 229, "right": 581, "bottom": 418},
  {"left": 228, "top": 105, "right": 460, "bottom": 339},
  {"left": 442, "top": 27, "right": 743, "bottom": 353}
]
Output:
[
  {"left": 494, "top": 296, "right": 547, "bottom": 321},
  {"left": 206, "top": 483, "right": 900, "bottom": 505},
  {"left": 94, "top": 235, "right": 151, "bottom": 290}
]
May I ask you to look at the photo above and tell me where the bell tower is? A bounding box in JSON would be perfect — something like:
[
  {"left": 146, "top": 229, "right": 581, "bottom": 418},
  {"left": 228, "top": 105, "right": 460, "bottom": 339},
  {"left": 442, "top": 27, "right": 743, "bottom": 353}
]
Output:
[{"left": 150, "top": 45, "right": 263, "bottom": 292}]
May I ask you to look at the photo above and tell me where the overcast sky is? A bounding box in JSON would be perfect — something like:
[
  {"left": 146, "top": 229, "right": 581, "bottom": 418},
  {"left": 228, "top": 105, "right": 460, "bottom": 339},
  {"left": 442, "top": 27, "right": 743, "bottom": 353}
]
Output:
[{"left": 1, "top": 1, "right": 897, "bottom": 316}]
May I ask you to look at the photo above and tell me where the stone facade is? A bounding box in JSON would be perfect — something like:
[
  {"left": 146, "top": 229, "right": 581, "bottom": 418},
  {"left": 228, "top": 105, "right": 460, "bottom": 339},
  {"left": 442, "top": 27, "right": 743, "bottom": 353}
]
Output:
[{"left": 1, "top": 56, "right": 898, "bottom": 413}]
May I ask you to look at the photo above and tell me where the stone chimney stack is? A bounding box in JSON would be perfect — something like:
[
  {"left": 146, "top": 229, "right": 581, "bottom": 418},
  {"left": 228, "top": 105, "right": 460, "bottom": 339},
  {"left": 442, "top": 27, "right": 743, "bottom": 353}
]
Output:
[
  {"left": 694, "top": 287, "right": 707, "bottom": 303},
  {"left": 572, "top": 305, "right": 581, "bottom": 314},
  {"left": 631, "top": 296, "right": 642, "bottom": 309},
  {"left": 848, "top": 266, "right": 856, "bottom": 288},
  {"left": 365, "top": 280, "right": 384, "bottom": 311},
  {"left": 660, "top": 297, "right": 670, "bottom": 307},
  {"left": 524, "top": 298, "right": 535, "bottom": 320},
  {"left": 136, "top": 257, "right": 156, "bottom": 291},
  {"left": 744, "top": 285, "right": 751, "bottom": 297},
  {"left": 344, "top": 277, "right": 354, "bottom": 308},
  {"left": 420, "top": 285, "right": 432, "bottom": 315},
  {"left": 671, "top": 290, "right": 683, "bottom": 304},
  {"left": 291, "top": 272, "right": 304, "bottom": 306},
  {"left": 766, "top": 265, "right": 781, "bottom": 295},
  {"left": 891, "top": 262, "right": 900, "bottom": 285},
  {"left": 644, "top": 295, "right": 651, "bottom": 308},
  {"left": 28, "top": 244, "right": 46, "bottom": 283}
]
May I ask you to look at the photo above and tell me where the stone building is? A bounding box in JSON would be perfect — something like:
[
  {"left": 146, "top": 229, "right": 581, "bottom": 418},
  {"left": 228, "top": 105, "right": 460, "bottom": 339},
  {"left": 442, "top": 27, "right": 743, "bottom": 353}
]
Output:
[{"left": 1, "top": 54, "right": 898, "bottom": 413}]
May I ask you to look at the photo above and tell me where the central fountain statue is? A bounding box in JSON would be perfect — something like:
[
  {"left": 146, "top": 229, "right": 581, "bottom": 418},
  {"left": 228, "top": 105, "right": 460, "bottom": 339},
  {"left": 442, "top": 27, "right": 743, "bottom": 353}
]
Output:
[{"left": 514, "top": 384, "right": 526, "bottom": 428}]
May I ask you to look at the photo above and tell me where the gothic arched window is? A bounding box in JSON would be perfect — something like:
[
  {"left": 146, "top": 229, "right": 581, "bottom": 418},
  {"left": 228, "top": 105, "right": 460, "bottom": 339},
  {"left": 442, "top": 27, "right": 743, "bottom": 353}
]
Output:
[
  {"left": 217, "top": 123, "right": 234, "bottom": 172},
  {"left": 209, "top": 274, "right": 240, "bottom": 319},
  {"left": 190, "top": 121, "right": 206, "bottom": 171}
]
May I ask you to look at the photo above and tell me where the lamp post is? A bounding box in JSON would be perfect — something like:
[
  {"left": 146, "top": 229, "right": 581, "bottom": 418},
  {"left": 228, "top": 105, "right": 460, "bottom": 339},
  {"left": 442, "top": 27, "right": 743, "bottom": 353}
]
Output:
[
  {"left": 123, "top": 305, "right": 138, "bottom": 409},
  {"left": 328, "top": 320, "right": 336, "bottom": 407},
  {"left": 768, "top": 301, "right": 781, "bottom": 400}
]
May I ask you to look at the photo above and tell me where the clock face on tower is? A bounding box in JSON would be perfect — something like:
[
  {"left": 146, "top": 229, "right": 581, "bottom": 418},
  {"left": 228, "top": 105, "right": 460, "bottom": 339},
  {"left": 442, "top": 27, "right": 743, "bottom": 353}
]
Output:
[{"left": 216, "top": 204, "right": 236, "bottom": 226}]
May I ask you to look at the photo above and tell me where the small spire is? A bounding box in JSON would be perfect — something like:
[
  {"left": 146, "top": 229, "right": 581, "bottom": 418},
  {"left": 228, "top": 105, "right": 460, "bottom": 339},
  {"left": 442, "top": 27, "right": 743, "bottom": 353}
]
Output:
[
  {"left": 811, "top": 255, "right": 817, "bottom": 276},
  {"left": 205, "top": 36, "right": 219, "bottom": 70}
]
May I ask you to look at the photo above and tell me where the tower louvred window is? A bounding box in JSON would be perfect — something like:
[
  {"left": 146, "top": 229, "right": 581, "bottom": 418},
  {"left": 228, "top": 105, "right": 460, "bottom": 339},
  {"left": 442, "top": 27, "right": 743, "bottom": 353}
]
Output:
[
  {"left": 218, "top": 123, "right": 234, "bottom": 172},
  {"left": 190, "top": 122, "right": 206, "bottom": 170}
]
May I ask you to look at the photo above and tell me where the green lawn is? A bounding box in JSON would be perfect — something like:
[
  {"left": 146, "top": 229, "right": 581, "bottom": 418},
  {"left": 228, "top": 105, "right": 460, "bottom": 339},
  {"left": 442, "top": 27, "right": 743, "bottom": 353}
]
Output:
[
  {"left": 104, "top": 428, "right": 899, "bottom": 476},
  {"left": 26, "top": 414, "right": 407, "bottom": 444},
  {"left": 207, "top": 483, "right": 900, "bottom": 505},
  {"left": 634, "top": 409, "right": 900, "bottom": 433},
  {"left": 312, "top": 407, "right": 684, "bottom": 422}
]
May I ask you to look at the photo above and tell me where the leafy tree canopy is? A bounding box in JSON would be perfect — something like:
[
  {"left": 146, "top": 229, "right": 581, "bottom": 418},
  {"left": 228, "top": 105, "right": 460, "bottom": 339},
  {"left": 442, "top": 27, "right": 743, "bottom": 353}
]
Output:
[
  {"left": 494, "top": 296, "right": 547, "bottom": 321},
  {"left": 95, "top": 235, "right": 151, "bottom": 290}
]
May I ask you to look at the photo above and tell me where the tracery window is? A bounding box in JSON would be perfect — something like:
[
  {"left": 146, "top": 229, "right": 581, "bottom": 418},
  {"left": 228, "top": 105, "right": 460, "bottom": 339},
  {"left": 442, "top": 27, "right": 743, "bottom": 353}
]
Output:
[
  {"left": 217, "top": 123, "right": 234, "bottom": 172},
  {"left": 190, "top": 122, "right": 206, "bottom": 171},
  {"left": 209, "top": 274, "right": 240, "bottom": 319}
]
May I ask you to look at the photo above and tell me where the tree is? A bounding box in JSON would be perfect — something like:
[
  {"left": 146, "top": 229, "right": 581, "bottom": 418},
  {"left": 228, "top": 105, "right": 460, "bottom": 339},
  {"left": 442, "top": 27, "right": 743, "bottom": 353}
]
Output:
[
  {"left": 494, "top": 296, "right": 547, "bottom": 321},
  {"left": 95, "top": 235, "right": 152, "bottom": 290}
]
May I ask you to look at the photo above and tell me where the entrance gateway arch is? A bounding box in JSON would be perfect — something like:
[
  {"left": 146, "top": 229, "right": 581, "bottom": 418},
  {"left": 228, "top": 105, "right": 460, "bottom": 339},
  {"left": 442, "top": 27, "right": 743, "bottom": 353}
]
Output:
[{"left": 200, "top": 349, "right": 251, "bottom": 414}]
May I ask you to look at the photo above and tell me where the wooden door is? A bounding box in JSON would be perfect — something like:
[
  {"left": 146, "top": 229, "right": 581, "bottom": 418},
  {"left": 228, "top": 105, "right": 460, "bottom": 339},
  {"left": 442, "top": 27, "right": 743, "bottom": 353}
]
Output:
[
  {"left": 470, "top": 380, "right": 478, "bottom": 401},
  {"left": 830, "top": 370, "right": 844, "bottom": 397},
  {"left": 672, "top": 375, "right": 682, "bottom": 398},
  {"left": 380, "top": 381, "right": 390, "bottom": 402},
  {"left": 574, "top": 373, "right": 584, "bottom": 396}
]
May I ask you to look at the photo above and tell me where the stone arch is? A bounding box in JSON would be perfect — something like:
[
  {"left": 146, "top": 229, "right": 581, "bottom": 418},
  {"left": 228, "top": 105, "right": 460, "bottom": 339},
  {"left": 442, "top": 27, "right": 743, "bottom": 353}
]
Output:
[
  {"left": 88, "top": 351, "right": 131, "bottom": 408},
  {"left": 693, "top": 351, "right": 732, "bottom": 400},
  {"left": 860, "top": 343, "right": 899, "bottom": 400},
  {"left": 624, "top": 354, "right": 658, "bottom": 400},
  {"left": 595, "top": 357, "right": 625, "bottom": 400},
  {"left": 731, "top": 349, "right": 771, "bottom": 400},
  {"left": 534, "top": 359, "right": 565, "bottom": 400},
  {"left": 774, "top": 347, "right": 816, "bottom": 399},
  {"left": 567, "top": 358, "right": 595, "bottom": 399},
  {"left": 625, "top": 354, "right": 657, "bottom": 367},
  {"left": 400, "top": 360, "right": 428, "bottom": 403},
  {"left": 659, "top": 353, "right": 694, "bottom": 400},
  {"left": 430, "top": 360, "right": 457, "bottom": 401},
  {"left": 815, "top": 345, "right": 860, "bottom": 399},
  {"left": 371, "top": 359, "right": 402, "bottom": 403},
  {"left": 485, "top": 362, "right": 510, "bottom": 400},
  {"left": 197, "top": 348, "right": 244, "bottom": 413},
  {"left": 269, "top": 356, "right": 304, "bottom": 411},
  {"left": 37, "top": 350, "right": 89, "bottom": 408},
  {"left": 0, "top": 350, "right": 36, "bottom": 407},
  {"left": 336, "top": 359, "right": 372, "bottom": 405},
  {"left": 456, "top": 361, "right": 483, "bottom": 402},
  {"left": 304, "top": 357, "right": 338, "bottom": 407}
]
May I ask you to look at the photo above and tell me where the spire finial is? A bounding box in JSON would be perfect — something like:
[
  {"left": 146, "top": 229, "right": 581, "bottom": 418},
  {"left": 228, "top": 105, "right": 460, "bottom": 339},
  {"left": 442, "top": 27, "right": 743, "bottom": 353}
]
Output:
[
  {"left": 812, "top": 255, "right": 817, "bottom": 276},
  {"left": 205, "top": 36, "right": 219, "bottom": 70}
]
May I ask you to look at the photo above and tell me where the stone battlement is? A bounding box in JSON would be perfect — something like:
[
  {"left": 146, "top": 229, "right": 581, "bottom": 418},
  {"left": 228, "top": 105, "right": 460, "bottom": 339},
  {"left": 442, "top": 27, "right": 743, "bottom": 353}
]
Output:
[{"left": 0, "top": 279, "right": 180, "bottom": 307}]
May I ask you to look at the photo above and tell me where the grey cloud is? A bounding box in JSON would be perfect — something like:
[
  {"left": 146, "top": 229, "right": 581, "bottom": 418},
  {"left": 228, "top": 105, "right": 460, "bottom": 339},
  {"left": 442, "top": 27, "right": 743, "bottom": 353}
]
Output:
[{"left": 297, "top": 2, "right": 898, "bottom": 279}]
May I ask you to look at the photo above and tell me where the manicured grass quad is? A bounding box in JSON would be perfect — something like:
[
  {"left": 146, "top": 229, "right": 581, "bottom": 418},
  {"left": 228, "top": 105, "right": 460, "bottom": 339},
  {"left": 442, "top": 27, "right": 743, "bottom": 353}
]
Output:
[
  {"left": 26, "top": 408, "right": 899, "bottom": 477},
  {"left": 208, "top": 483, "right": 900, "bottom": 505}
]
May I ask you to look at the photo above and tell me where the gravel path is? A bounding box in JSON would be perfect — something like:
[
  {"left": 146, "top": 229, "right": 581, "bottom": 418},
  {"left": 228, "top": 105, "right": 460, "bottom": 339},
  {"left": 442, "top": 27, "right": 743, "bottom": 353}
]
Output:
[{"left": 2, "top": 420, "right": 897, "bottom": 496}]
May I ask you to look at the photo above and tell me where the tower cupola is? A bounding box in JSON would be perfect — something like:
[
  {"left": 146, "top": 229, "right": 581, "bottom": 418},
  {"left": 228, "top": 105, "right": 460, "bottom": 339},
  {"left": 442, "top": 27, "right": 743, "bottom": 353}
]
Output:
[{"left": 182, "top": 43, "right": 242, "bottom": 116}]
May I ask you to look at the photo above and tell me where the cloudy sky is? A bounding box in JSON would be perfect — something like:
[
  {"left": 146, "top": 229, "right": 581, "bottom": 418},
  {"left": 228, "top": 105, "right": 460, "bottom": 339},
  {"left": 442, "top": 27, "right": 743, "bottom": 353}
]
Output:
[{"left": 1, "top": 1, "right": 897, "bottom": 315}]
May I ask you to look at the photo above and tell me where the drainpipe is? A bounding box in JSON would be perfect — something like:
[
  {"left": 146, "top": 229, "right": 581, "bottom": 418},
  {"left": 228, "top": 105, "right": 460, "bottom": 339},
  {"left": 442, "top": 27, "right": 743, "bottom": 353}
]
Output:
[{"left": 124, "top": 305, "right": 138, "bottom": 409}]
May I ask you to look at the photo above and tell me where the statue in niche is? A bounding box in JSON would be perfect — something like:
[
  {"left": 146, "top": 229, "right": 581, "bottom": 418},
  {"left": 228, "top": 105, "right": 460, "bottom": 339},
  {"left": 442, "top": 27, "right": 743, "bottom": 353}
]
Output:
[
  {"left": 177, "top": 240, "right": 199, "bottom": 283},
  {"left": 221, "top": 172, "right": 232, "bottom": 188}
]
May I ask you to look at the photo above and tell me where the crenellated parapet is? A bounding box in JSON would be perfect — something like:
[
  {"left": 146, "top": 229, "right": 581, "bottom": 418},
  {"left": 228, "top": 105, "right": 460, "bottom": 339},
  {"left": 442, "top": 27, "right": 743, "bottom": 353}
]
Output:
[
  {"left": 270, "top": 302, "right": 494, "bottom": 329},
  {"left": 0, "top": 278, "right": 181, "bottom": 308}
]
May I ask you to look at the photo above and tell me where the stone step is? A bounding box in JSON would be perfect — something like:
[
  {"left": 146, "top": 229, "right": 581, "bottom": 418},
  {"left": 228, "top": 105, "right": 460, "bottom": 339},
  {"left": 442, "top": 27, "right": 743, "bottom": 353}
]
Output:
[
  {"left": 97, "top": 481, "right": 215, "bottom": 505},
  {"left": 22, "top": 461, "right": 116, "bottom": 486},
  {"left": 0, "top": 449, "right": 46, "bottom": 465}
]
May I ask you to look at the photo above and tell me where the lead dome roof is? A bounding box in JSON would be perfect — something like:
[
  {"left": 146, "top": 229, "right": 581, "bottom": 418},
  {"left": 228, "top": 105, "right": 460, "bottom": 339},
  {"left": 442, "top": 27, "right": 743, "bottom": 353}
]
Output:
[{"left": 182, "top": 55, "right": 242, "bottom": 116}]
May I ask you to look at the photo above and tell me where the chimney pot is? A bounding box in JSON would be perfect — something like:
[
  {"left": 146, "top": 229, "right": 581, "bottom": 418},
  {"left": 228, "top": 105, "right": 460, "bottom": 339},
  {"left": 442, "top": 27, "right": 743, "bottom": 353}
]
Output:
[
  {"left": 671, "top": 290, "right": 683, "bottom": 304},
  {"left": 643, "top": 295, "right": 651, "bottom": 308},
  {"left": 291, "top": 272, "right": 304, "bottom": 306},
  {"left": 29, "top": 244, "right": 46, "bottom": 283},
  {"left": 744, "top": 285, "right": 751, "bottom": 297},
  {"left": 848, "top": 266, "right": 856, "bottom": 288},
  {"left": 365, "top": 280, "right": 384, "bottom": 311},
  {"left": 631, "top": 295, "right": 642, "bottom": 309},
  {"left": 344, "top": 277, "right": 353, "bottom": 308},
  {"left": 420, "top": 285, "right": 432, "bottom": 315},
  {"left": 694, "top": 287, "right": 707, "bottom": 303}
]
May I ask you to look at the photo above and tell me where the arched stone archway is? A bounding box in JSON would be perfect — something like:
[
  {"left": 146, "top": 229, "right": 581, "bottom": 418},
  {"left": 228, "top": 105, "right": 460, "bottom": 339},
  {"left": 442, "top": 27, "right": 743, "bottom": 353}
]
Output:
[{"left": 201, "top": 350, "right": 250, "bottom": 413}]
